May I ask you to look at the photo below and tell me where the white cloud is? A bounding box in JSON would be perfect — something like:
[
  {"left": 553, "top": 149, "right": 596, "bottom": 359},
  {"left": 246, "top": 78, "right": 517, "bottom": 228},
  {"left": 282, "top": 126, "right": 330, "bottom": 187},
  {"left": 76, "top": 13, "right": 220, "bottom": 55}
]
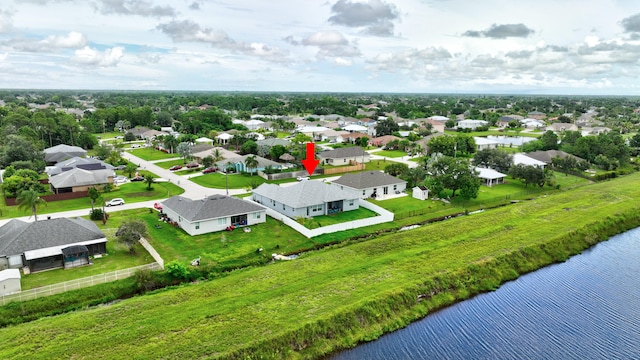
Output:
[
  {"left": 11, "top": 31, "right": 87, "bottom": 52},
  {"left": 73, "top": 46, "right": 124, "bottom": 66}
]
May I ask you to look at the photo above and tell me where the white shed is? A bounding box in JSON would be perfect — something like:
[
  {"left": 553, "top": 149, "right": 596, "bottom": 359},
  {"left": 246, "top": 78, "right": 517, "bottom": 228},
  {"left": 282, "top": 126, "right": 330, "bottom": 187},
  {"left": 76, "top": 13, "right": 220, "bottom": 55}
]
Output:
[
  {"left": 0, "top": 268, "right": 21, "bottom": 295},
  {"left": 412, "top": 186, "right": 429, "bottom": 200}
]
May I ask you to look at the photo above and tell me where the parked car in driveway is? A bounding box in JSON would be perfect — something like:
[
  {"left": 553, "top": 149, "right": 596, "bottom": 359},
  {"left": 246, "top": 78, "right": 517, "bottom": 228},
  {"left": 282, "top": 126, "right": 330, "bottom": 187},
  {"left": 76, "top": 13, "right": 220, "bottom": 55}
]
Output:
[
  {"left": 130, "top": 176, "right": 144, "bottom": 182},
  {"left": 202, "top": 167, "right": 218, "bottom": 174},
  {"left": 105, "top": 198, "right": 125, "bottom": 206},
  {"left": 186, "top": 162, "right": 200, "bottom": 169},
  {"left": 297, "top": 176, "right": 310, "bottom": 181},
  {"left": 169, "top": 165, "right": 183, "bottom": 171}
]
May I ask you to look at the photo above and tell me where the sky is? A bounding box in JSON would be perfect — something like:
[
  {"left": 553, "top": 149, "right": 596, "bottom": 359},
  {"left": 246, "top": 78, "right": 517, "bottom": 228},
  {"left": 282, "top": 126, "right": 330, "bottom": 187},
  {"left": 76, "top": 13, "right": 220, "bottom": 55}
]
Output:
[{"left": 1, "top": 0, "right": 640, "bottom": 95}]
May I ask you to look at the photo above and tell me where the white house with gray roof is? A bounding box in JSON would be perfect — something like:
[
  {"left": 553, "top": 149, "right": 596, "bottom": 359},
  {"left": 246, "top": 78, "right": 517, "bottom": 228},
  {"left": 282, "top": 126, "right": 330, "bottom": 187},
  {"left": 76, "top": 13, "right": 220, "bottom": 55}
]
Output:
[
  {"left": 318, "top": 146, "right": 370, "bottom": 166},
  {"left": 332, "top": 171, "right": 406, "bottom": 199},
  {"left": 0, "top": 218, "right": 107, "bottom": 273},
  {"left": 252, "top": 181, "right": 359, "bottom": 218},
  {"left": 46, "top": 156, "right": 114, "bottom": 176},
  {"left": 161, "top": 195, "right": 266, "bottom": 236}
]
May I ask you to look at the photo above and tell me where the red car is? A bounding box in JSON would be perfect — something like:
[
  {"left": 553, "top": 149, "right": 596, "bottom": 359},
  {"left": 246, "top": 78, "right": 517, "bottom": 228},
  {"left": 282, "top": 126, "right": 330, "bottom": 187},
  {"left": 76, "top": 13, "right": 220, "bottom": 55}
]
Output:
[
  {"left": 202, "top": 167, "right": 218, "bottom": 174},
  {"left": 153, "top": 202, "right": 163, "bottom": 210},
  {"left": 169, "top": 165, "right": 183, "bottom": 171},
  {"left": 186, "top": 162, "right": 200, "bottom": 169}
]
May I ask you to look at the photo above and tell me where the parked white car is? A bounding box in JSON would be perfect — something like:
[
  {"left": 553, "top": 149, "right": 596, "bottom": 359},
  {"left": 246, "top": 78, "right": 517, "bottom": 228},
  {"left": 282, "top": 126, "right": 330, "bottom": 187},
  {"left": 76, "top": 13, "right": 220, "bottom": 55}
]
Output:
[
  {"left": 296, "top": 176, "right": 310, "bottom": 181},
  {"left": 105, "top": 198, "right": 125, "bottom": 206}
]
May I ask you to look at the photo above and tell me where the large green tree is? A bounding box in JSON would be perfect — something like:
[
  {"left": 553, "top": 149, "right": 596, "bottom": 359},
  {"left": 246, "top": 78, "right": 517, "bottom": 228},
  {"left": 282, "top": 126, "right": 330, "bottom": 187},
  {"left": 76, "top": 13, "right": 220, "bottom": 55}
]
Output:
[
  {"left": 115, "top": 220, "right": 148, "bottom": 254},
  {"left": 426, "top": 156, "right": 480, "bottom": 199}
]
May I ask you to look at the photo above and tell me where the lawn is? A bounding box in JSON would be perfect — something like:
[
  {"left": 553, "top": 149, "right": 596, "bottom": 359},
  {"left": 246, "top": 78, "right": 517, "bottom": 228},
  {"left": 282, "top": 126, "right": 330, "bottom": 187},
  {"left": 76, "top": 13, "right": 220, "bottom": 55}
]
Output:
[
  {"left": 154, "top": 158, "right": 189, "bottom": 169},
  {"left": 0, "top": 180, "right": 184, "bottom": 219},
  {"left": 374, "top": 149, "right": 408, "bottom": 158},
  {"left": 364, "top": 159, "right": 394, "bottom": 171},
  {"left": 141, "top": 214, "right": 310, "bottom": 266},
  {"left": 189, "top": 172, "right": 304, "bottom": 189},
  {"left": 297, "top": 207, "right": 378, "bottom": 229},
  {"left": 4, "top": 173, "right": 640, "bottom": 359},
  {"left": 129, "top": 148, "right": 178, "bottom": 161}
]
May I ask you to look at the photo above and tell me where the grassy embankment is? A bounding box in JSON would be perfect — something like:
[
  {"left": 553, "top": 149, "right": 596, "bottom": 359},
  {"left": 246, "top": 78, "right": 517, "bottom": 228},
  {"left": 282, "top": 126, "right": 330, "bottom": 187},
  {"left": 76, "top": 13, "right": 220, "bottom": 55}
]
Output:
[{"left": 0, "top": 173, "right": 639, "bottom": 359}]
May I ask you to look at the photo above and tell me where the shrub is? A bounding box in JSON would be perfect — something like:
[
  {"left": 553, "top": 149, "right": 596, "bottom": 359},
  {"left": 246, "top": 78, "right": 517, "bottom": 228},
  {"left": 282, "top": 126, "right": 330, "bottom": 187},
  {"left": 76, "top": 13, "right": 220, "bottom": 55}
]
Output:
[
  {"left": 166, "top": 260, "right": 191, "bottom": 280},
  {"left": 89, "top": 208, "right": 105, "bottom": 221}
]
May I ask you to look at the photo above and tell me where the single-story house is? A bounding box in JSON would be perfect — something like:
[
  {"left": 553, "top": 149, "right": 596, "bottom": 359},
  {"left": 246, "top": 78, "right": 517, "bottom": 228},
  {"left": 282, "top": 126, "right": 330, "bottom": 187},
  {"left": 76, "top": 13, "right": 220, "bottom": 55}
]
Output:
[
  {"left": 520, "top": 118, "right": 546, "bottom": 129},
  {"left": 525, "top": 150, "right": 585, "bottom": 165},
  {"left": 419, "top": 119, "right": 446, "bottom": 133},
  {"left": 427, "top": 115, "right": 449, "bottom": 122},
  {"left": 252, "top": 181, "right": 360, "bottom": 218},
  {"left": 412, "top": 186, "right": 430, "bottom": 200},
  {"left": 195, "top": 137, "right": 214, "bottom": 145},
  {"left": 0, "top": 218, "right": 107, "bottom": 273},
  {"left": 161, "top": 195, "right": 266, "bottom": 236},
  {"left": 320, "top": 129, "right": 350, "bottom": 143},
  {"left": 581, "top": 126, "right": 611, "bottom": 136},
  {"left": 527, "top": 111, "right": 547, "bottom": 120},
  {"left": 474, "top": 137, "right": 500, "bottom": 151},
  {"left": 256, "top": 138, "right": 291, "bottom": 148},
  {"left": 546, "top": 123, "right": 578, "bottom": 133},
  {"left": 46, "top": 156, "right": 115, "bottom": 176},
  {"left": 369, "top": 135, "right": 401, "bottom": 147},
  {"left": 475, "top": 167, "right": 507, "bottom": 187},
  {"left": 340, "top": 132, "right": 369, "bottom": 144},
  {"left": 127, "top": 127, "right": 151, "bottom": 139},
  {"left": 0, "top": 268, "right": 21, "bottom": 295},
  {"left": 297, "top": 126, "right": 330, "bottom": 141},
  {"left": 244, "top": 119, "right": 265, "bottom": 130},
  {"left": 457, "top": 119, "right": 488, "bottom": 130},
  {"left": 49, "top": 168, "right": 115, "bottom": 194},
  {"left": 216, "top": 154, "right": 282, "bottom": 173},
  {"left": 332, "top": 171, "right": 406, "bottom": 199},
  {"left": 342, "top": 124, "right": 368, "bottom": 133},
  {"left": 513, "top": 153, "right": 546, "bottom": 168},
  {"left": 193, "top": 147, "right": 240, "bottom": 162},
  {"left": 142, "top": 130, "right": 169, "bottom": 141},
  {"left": 44, "top": 144, "right": 87, "bottom": 164},
  {"left": 216, "top": 132, "right": 234, "bottom": 145},
  {"left": 318, "top": 147, "right": 370, "bottom": 166}
]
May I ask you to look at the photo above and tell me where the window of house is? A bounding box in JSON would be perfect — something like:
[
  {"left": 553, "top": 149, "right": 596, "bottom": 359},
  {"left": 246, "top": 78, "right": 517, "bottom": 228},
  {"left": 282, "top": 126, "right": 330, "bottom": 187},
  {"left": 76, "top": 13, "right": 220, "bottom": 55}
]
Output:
[
  {"left": 349, "top": 200, "right": 354, "bottom": 206},
  {"left": 393, "top": 185, "right": 397, "bottom": 190},
  {"left": 195, "top": 222, "right": 200, "bottom": 230},
  {"left": 253, "top": 212, "right": 261, "bottom": 219},
  {"left": 218, "top": 218, "right": 226, "bottom": 225},
  {"left": 282, "top": 204, "right": 285, "bottom": 210},
  {"left": 311, "top": 204, "right": 322, "bottom": 212},
  {"left": 178, "top": 216, "right": 181, "bottom": 222},
  {"left": 362, "top": 190, "right": 366, "bottom": 196}
]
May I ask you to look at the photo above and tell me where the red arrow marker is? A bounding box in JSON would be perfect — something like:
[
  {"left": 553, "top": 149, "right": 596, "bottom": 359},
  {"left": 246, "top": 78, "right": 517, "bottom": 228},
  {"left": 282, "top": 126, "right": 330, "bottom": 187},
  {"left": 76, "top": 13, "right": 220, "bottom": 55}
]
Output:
[{"left": 301, "top": 142, "right": 319, "bottom": 176}]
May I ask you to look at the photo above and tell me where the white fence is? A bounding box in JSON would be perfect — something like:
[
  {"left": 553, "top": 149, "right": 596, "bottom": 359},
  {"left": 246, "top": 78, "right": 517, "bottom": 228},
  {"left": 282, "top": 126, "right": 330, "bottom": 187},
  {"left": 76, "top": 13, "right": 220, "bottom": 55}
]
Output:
[
  {"left": 1, "top": 263, "right": 163, "bottom": 305},
  {"left": 253, "top": 199, "right": 394, "bottom": 238},
  {"left": 139, "top": 237, "right": 164, "bottom": 269}
]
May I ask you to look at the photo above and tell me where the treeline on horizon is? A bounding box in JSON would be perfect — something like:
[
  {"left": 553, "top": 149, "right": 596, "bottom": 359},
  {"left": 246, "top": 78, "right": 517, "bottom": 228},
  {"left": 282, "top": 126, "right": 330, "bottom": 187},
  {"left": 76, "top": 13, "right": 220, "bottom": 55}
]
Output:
[{"left": 0, "top": 90, "right": 639, "bottom": 173}]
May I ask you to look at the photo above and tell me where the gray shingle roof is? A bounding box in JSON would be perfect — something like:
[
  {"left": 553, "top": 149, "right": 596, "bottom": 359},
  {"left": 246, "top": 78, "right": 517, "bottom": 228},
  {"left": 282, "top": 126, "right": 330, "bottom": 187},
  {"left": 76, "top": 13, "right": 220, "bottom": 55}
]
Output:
[
  {"left": 47, "top": 157, "right": 114, "bottom": 176},
  {"left": 525, "top": 150, "right": 584, "bottom": 164},
  {"left": 43, "top": 144, "right": 86, "bottom": 163},
  {"left": 49, "top": 168, "right": 114, "bottom": 188},
  {"left": 0, "top": 218, "right": 106, "bottom": 257},
  {"left": 162, "top": 195, "right": 265, "bottom": 221},
  {"left": 332, "top": 171, "right": 406, "bottom": 190},
  {"left": 253, "top": 181, "right": 358, "bottom": 208},
  {"left": 318, "top": 146, "right": 367, "bottom": 159}
]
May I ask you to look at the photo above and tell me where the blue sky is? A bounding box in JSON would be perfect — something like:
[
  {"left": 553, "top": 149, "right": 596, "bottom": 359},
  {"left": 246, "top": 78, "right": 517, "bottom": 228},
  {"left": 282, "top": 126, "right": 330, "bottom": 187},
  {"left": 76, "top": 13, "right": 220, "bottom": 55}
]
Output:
[{"left": 1, "top": 0, "right": 640, "bottom": 94}]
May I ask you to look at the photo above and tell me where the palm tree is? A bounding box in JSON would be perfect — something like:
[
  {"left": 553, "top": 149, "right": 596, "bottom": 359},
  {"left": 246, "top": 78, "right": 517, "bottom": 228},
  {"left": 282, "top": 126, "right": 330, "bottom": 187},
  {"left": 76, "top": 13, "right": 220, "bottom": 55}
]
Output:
[
  {"left": 244, "top": 155, "right": 259, "bottom": 176},
  {"left": 16, "top": 189, "right": 46, "bottom": 221},
  {"left": 144, "top": 175, "right": 155, "bottom": 190},
  {"left": 212, "top": 148, "right": 223, "bottom": 163}
]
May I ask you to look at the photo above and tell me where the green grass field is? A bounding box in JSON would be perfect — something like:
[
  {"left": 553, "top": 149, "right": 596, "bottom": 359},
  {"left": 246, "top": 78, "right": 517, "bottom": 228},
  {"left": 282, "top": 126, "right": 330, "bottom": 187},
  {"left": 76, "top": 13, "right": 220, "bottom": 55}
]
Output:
[
  {"left": 2, "top": 173, "right": 639, "bottom": 359},
  {"left": 129, "top": 148, "right": 178, "bottom": 161},
  {"left": 374, "top": 149, "right": 408, "bottom": 158}
]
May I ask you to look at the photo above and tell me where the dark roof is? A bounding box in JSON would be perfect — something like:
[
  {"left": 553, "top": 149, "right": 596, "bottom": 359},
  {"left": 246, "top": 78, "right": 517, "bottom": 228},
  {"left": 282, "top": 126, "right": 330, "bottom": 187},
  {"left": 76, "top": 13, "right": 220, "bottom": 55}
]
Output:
[
  {"left": 318, "top": 146, "right": 367, "bottom": 159},
  {"left": 0, "top": 218, "right": 106, "bottom": 257},
  {"left": 332, "top": 171, "right": 406, "bottom": 190},
  {"left": 525, "top": 150, "right": 584, "bottom": 164},
  {"left": 43, "top": 144, "right": 86, "bottom": 163},
  {"left": 162, "top": 195, "right": 265, "bottom": 222}
]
